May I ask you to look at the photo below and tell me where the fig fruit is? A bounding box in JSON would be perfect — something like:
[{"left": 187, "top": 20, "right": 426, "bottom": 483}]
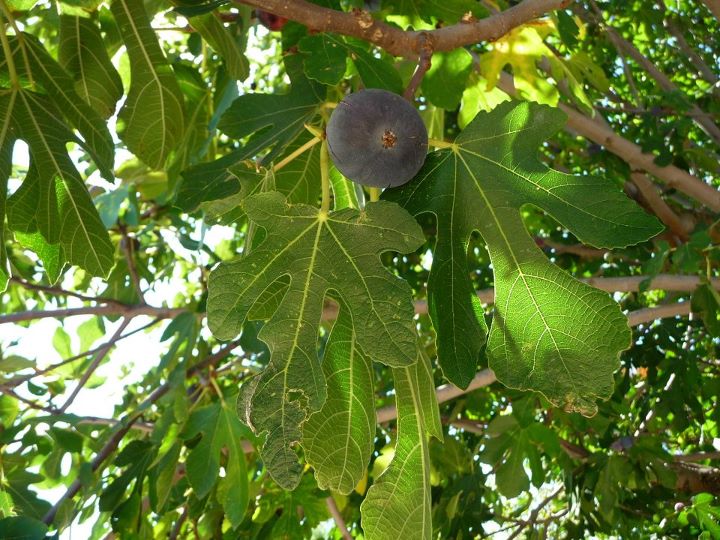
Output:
[
  {"left": 326, "top": 89, "right": 428, "bottom": 188},
  {"left": 256, "top": 10, "right": 288, "bottom": 31}
]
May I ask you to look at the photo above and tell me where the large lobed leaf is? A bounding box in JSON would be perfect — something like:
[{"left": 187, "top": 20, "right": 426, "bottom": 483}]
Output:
[
  {"left": 0, "top": 89, "right": 114, "bottom": 278},
  {"left": 209, "top": 191, "right": 423, "bottom": 489},
  {"left": 360, "top": 350, "right": 442, "bottom": 540},
  {"left": 302, "top": 303, "right": 375, "bottom": 494},
  {"left": 384, "top": 101, "right": 662, "bottom": 414}
]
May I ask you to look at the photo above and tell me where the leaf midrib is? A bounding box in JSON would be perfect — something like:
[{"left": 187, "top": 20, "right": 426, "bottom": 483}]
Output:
[
  {"left": 117, "top": 0, "right": 169, "bottom": 162},
  {"left": 19, "top": 91, "right": 106, "bottom": 273},
  {"left": 455, "top": 149, "right": 577, "bottom": 394}
]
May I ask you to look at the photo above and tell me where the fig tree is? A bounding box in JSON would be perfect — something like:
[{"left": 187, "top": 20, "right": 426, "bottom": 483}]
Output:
[{"left": 326, "top": 89, "right": 428, "bottom": 188}]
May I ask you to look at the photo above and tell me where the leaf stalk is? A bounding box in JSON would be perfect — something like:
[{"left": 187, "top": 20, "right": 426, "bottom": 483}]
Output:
[{"left": 320, "top": 139, "right": 331, "bottom": 214}]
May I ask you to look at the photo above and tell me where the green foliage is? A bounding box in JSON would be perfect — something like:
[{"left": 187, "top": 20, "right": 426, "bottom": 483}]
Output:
[
  {"left": 0, "top": 0, "right": 718, "bottom": 539},
  {"left": 210, "top": 192, "right": 423, "bottom": 488}
]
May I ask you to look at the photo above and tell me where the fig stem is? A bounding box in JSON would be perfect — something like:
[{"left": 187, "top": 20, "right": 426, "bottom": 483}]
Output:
[
  {"left": 369, "top": 187, "right": 381, "bottom": 202},
  {"left": 403, "top": 32, "right": 433, "bottom": 101},
  {"left": 304, "top": 123, "right": 324, "bottom": 138},
  {"left": 273, "top": 136, "right": 321, "bottom": 172},
  {"left": 320, "top": 140, "right": 331, "bottom": 214},
  {"left": 428, "top": 137, "right": 454, "bottom": 149}
]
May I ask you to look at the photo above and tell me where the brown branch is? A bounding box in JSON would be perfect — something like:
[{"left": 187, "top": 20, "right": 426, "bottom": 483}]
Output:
[
  {"left": 0, "top": 385, "right": 57, "bottom": 414},
  {"left": 671, "top": 461, "right": 720, "bottom": 495},
  {"left": 628, "top": 172, "right": 690, "bottom": 241},
  {"left": 169, "top": 507, "right": 188, "bottom": 540},
  {"left": 239, "top": 0, "right": 570, "bottom": 57},
  {"left": 403, "top": 33, "right": 433, "bottom": 100},
  {"left": 326, "top": 497, "right": 353, "bottom": 540},
  {"left": 9, "top": 277, "right": 125, "bottom": 306},
  {"left": 416, "top": 275, "right": 717, "bottom": 316},
  {"left": 41, "top": 338, "right": 242, "bottom": 527},
  {"left": 42, "top": 415, "right": 141, "bottom": 525},
  {"left": 495, "top": 73, "right": 720, "bottom": 211},
  {"left": 58, "top": 318, "right": 132, "bottom": 413},
  {"left": 375, "top": 299, "right": 701, "bottom": 424},
  {"left": 675, "top": 451, "right": 720, "bottom": 463},
  {"left": 0, "top": 304, "right": 187, "bottom": 324},
  {"left": 701, "top": 0, "right": 720, "bottom": 21},
  {"left": 537, "top": 238, "right": 609, "bottom": 258},
  {"left": 586, "top": 0, "right": 720, "bottom": 145},
  {"left": 658, "top": 4, "right": 719, "bottom": 91},
  {"left": 627, "top": 301, "right": 692, "bottom": 326}
]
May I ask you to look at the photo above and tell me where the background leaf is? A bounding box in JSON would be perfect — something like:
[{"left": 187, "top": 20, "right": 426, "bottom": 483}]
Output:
[{"left": 112, "top": 0, "right": 186, "bottom": 169}]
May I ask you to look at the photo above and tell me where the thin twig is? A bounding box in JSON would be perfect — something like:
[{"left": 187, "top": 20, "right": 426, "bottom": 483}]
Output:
[
  {"left": 326, "top": 496, "right": 353, "bottom": 540},
  {"left": 42, "top": 415, "right": 141, "bottom": 525},
  {"left": 6, "top": 318, "right": 162, "bottom": 387},
  {"left": 0, "top": 304, "right": 187, "bottom": 325},
  {"left": 629, "top": 171, "right": 689, "bottom": 241},
  {"left": 0, "top": 385, "right": 57, "bottom": 414},
  {"left": 403, "top": 33, "right": 433, "bottom": 101},
  {"left": 169, "top": 507, "right": 188, "bottom": 540},
  {"left": 57, "top": 318, "right": 132, "bottom": 413},
  {"left": 9, "top": 277, "right": 125, "bottom": 306}
]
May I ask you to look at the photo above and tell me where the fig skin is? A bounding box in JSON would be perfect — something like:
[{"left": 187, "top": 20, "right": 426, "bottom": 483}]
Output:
[{"left": 326, "top": 89, "right": 428, "bottom": 188}]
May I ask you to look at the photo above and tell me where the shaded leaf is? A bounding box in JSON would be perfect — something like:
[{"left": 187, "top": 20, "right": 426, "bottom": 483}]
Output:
[
  {"left": 218, "top": 55, "right": 325, "bottom": 163},
  {"left": 0, "top": 516, "right": 48, "bottom": 540},
  {"left": 1, "top": 91, "right": 114, "bottom": 276},
  {"left": 184, "top": 397, "right": 249, "bottom": 527},
  {"left": 361, "top": 351, "right": 441, "bottom": 540},
  {"left": 189, "top": 13, "right": 248, "bottom": 81},
  {"left": 421, "top": 48, "right": 473, "bottom": 110},
  {"left": 58, "top": 15, "right": 124, "bottom": 119},
  {"left": 299, "top": 33, "right": 348, "bottom": 85},
  {"left": 302, "top": 304, "right": 376, "bottom": 493},
  {"left": 11, "top": 33, "right": 115, "bottom": 177},
  {"left": 112, "top": 0, "right": 185, "bottom": 169}
]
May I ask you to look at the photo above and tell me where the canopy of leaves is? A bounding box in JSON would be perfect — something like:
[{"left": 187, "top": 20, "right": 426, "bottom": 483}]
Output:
[{"left": 0, "top": 0, "right": 718, "bottom": 539}]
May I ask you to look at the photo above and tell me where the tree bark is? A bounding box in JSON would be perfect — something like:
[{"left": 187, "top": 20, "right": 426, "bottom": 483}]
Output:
[{"left": 239, "top": 0, "right": 570, "bottom": 58}]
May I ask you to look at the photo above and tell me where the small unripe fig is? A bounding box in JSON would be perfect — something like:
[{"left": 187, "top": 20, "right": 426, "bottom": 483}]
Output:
[
  {"left": 256, "top": 10, "right": 287, "bottom": 31},
  {"left": 326, "top": 89, "right": 428, "bottom": 188}
]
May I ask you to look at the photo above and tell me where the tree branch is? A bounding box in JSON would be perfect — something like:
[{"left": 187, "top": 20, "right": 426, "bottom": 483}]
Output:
[
  {"left": 7, "top": 318, "right": 163, "bottom": 388},
  {"left": 658, "top": 3, "right": 719, "bottom": 91},
  {"left": 0, "top": 304, "right": 187, "bottom": 324},
  {"left": 627, "top": 301, "right": 691, "bottom": 326},
  {"left": 239, "top": 0, "right": 570, "bottom": 58},
  {"left": 42, "top": 414, "right": 141, "bottom": 525},
  {"left": 701, "top": 0, "right": 720, "bottom": 21},
  {"left": 9, "top": 277, "right": 125, "bottom": 305},
  {"left": 57, "top": 318, "right": 132, "bottom": 413},
  {"left": 495, "top": 73, "right": 720, "bottom": 211},
  {"left": 375, "top": 299, "right": 700, "bottom": 423},
  {"left": 628, "top": 172, "right": 690, "bottom": 241},
  {"left": 326, "top": 496, "right": 353, "bottom": 540},
  {"left": 586, "top": 0, "right": 720, "bottom": 145}
]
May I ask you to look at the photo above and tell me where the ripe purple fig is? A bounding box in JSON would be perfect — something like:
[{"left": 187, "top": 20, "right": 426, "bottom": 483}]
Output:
[{"left": 326, "top": 89, "right": 428, "bottom": 188}]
